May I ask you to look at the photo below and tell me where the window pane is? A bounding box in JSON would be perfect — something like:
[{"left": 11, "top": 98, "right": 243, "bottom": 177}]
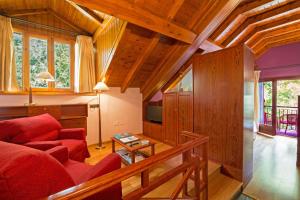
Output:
[
  {"left": 54, "top": 42, "right": 70, "bottom": 88},
  {"left": 30, "top": 37, "right": 48, "bottom": 88},
  {"left": 13, "top": 32, "right": 23, "bottom": 88},
  {"left": 277, "top": 80, "right": 300, "bottom": 107}
]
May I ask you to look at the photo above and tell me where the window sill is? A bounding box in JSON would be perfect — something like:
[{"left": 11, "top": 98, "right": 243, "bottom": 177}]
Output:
[{"left": 0, "top": 91, "right": 97, "bottom": 96}]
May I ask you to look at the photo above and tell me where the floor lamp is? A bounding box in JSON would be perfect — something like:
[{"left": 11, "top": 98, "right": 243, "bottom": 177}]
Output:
[
  {"left": 27, "top": 71, "right": 55, "bottom": 105},
  {"left": 93, "top": 81, "right": 109, "bottom": 149}
]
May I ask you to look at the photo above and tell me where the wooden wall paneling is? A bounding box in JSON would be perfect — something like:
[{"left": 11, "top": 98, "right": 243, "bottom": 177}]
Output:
[
  {"left": 193, "top": 45, "right": 254, "bottom": 185},
  {"left": 95, "top": 18, "right": 127, "bottom": 81},
  {"left": 163, "top": 92, "right": 178, "bottom": 146},
  {"left": 178, "top": 92, "right": 193, "bottom": 136},
  {"left": 143, "top": 121, "right": 163, "bottom": 142}
]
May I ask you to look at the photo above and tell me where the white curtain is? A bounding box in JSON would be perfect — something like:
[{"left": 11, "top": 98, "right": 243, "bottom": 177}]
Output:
[
  {"left": 254, "top": 71, "right": 261, "bottom": 132},
  {"left": 0, "top": 15, "right": 18, "bottom": 92},
  {"left": 75, "top": 35, "right": 96, "bottom": 93}
]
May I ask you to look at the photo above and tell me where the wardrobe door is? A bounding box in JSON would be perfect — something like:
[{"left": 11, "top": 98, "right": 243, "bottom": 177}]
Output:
[
  {"left": 163, "top": 93, "right": 178, "bottom": 146},
  {"left": 178, "top": 91, "right": 193, "bottom": 136}
]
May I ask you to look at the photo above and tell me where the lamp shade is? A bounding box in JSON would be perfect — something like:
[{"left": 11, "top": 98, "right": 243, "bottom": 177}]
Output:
[
  {"left": 94, "top": 81, "right": 109, "bottom": 91},
  {"left": 36, "top": 71, "right": 55, "bottom": 82}
]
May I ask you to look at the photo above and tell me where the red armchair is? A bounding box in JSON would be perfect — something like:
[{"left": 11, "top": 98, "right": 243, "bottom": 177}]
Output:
[
  {"left": 0, "top": 141, "right": 122, "bottom": 200},
  {"left": 0, "top": 113, "right": 90, "bottom": 162}
]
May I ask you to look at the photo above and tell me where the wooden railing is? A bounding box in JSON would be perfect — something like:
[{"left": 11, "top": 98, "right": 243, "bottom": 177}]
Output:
[
  {"left": 263, "top": 105, "right": 298, "bottom": 127},
  {"left": 47, "top": 132, "right": 208, "bottom": 200}
]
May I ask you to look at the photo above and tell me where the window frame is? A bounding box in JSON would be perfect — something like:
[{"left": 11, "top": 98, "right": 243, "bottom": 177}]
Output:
[{"left": 12, "top": 28, "right": 75, "bottom": 94}]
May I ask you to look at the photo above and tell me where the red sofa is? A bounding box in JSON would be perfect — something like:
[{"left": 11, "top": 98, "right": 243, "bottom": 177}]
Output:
[
  {"left": 0, "top": 113, "right": 90, "bottom": 162},
  {"left": 0, "top": 141, "right": 122, "bottom": 200}
]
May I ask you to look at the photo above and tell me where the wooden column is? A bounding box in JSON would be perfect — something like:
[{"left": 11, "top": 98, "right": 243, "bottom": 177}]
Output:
[
  {"left": 297, "top": 96, "right": 300, "bottom": 167},
  {"left": 271, "top": 80, "right": 277, "bottom": 135}
]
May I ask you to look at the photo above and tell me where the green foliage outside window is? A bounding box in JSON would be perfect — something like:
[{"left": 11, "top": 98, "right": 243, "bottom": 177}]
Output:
[
  {"left": 263, "top": 80, "right": 300, "bottom": 107},
  {"left": 263, "top": 82, "right": 272, "bottom": 106},
  {"left": 13, "top": 33, "right": 23, "bottom": 88},
  {"left": 277, "top": 80, "right": 300, "bottom": 107},
  {"left": 30, "top": 37, "right": 48, "bottom": 88},
  {"left": 54, "top": 42, "right": 71, "bottom": 88}
]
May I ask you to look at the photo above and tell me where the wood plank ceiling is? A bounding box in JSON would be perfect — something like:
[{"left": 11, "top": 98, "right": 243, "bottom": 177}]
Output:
[
  {"left": 1, "top": 0, "right": 299, "bottom": 100},
  {"left": 0, "top": 0, "right": 111, "bottom": 36}
]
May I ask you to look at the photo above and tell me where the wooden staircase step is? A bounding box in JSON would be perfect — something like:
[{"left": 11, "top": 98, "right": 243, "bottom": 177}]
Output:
[
  {"left": 208, "top": 173, "right": 242, "bottom": 200},
  {"left": 207, "top": 160, "right": 221, "bottom": 182}
]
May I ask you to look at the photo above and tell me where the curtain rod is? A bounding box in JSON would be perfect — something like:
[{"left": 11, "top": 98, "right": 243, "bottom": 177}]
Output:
[{"left": 0, "top": 14, "right": 90, "bottom": 37}]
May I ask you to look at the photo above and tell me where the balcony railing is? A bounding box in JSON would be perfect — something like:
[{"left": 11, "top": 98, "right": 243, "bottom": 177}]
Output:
[{"left": 263, "top": 105, "right": 298, "bottom": 133}]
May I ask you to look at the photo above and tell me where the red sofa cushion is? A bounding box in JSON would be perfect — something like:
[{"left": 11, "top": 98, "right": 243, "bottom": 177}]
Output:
[
  {"left": 0, "top": 114, "right": 62, "bottom": 144},
  {"left": 0, "top": 141, "right": 75, "bottom": 200},
  {"left": 24, "top": 140, "right": 62, "bottom": 151},
  {"left": 59, "top": 139, "right": 89, "bottom": 162},
  {"left": 46, "top": 146, "right": 69, "bottom": 164}
]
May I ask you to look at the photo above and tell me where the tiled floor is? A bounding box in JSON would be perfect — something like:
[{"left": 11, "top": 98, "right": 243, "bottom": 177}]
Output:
[{"left": 243, "top": 134, "right": 300, "bottom": 200}]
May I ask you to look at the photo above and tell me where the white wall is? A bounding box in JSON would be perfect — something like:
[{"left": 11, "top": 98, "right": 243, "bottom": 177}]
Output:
[{"left": 0, "top": 87, "right": 143, "bottom": 145}]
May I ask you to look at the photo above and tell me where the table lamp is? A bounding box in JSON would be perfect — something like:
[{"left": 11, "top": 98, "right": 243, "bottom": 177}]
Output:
[
  {"left": 27, "top": 71, "right": 55, "bottom": 105},
  {"left": 93, "top": 81, "right": 109, "bottom": 149}
]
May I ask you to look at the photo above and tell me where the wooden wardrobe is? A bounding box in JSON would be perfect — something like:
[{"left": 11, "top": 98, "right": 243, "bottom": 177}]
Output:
[{"left": 163, "top": 91, "right": 193, "bottom": 146}]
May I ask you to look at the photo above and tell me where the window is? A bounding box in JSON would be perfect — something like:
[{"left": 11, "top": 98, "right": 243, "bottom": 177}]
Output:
[
  {"left": 13, "top": 32, "right": 23, "bottom": 88},
  {"left": 11, "top": 30, "right": 74, "bottom": 93},
  {"left": 54, "top": 42, "right": 71, "bottom": 89},
  {"left": 30, "top": 37, "right": 48, "bottom": 88}
]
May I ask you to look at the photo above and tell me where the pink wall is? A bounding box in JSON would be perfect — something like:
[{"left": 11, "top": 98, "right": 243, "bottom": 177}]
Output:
[
  {"left": 0, "top": 88, "right": 142, "bottom": 145},
  {"left": 256, "top": 42, "right": 300, "bottom": 80},
  {"left": 150, "top": 91, "right": 163, "bottom": 102}
]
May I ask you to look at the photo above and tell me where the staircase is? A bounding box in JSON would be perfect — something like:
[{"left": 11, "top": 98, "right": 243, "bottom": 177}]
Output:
[{"left": 207, "top": 161, "right": 243, "bottom": 200}]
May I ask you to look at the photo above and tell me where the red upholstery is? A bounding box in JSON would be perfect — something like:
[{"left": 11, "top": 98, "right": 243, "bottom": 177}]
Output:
[
  {"left": 24, "top": 140, "right": 62, "bottom": 151},
  {"left": 59, "top": 139, "right": 90, "bottom": 162},
  {"left": 0, "top": 142, "right": 122, "bottom": 200},
  {"left": 0, "top": 114, "right": 90, "bottom": 162},
  {"left": 0, "top": 142, "right": 74, "bottom": 200}
]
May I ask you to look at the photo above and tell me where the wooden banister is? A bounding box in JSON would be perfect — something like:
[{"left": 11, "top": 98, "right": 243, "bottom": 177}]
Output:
[{"left": 48, "top": 133, "right": 208, "bottom": 200}]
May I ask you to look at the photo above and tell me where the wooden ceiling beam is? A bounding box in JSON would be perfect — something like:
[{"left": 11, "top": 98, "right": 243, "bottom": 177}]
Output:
[
  {"left": 254, "top": 29, "right": 300, "bottom": 57},
  {"left": 48, "top": 8, "right": 90, "bottom": 35},
  {"left": 2, "top": 8, "right": 48, "bottom": 17},
  {"left": 78, "top": 5, "right": 104, "bottom": 23},
  {"left": 92, "top": 16, "right": 114, "bottom": 43},
  {"left": 66, "top": 0, "right": 104, "bottom": 25},
  {"left": 248, "top": 19, "right": 300, "bottom": 48},
  {"left": 120, "top": 0, "right": 185, "bottom": 93},
  {"left": 199, "top": 39, "right": 224, "bottom": 52},
  {"left": 230, "top": 9, "right": 300, "bottom": 46},
  {"left": 69, "top": 0, "right": 197, "bottom": 44},
  {"left": 210, "top": 0, "right": 274, "bottom": 43},
  {"left": 222, "top": 0, "right": 300, "bottom": 47},
  {"left": 141, "top": 0, "right": 242, "bottom": 101}
]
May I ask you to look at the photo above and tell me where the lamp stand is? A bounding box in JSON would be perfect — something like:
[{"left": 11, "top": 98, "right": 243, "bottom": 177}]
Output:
[{"left": 96, "top": 92, "right": 105, "bottom": 149}]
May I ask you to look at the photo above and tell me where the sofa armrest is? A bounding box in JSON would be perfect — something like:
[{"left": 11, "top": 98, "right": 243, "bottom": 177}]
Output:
[
  {"left": 46, "top": 146, "right": 69, "bottom": 164},
  {"left": 24, "top": 141, "right": 62, "bottom": 151},
  {"left": 82, "top": 153, "right": 121, "bottom": 182},
  {"left": 58, "top": 128, "right": 86, "bottom": 140}
]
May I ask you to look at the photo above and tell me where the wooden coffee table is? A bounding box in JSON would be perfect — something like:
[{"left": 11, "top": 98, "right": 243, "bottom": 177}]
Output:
[{"left": 111, "top": 134, "right": 156, "bottom": 165}]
